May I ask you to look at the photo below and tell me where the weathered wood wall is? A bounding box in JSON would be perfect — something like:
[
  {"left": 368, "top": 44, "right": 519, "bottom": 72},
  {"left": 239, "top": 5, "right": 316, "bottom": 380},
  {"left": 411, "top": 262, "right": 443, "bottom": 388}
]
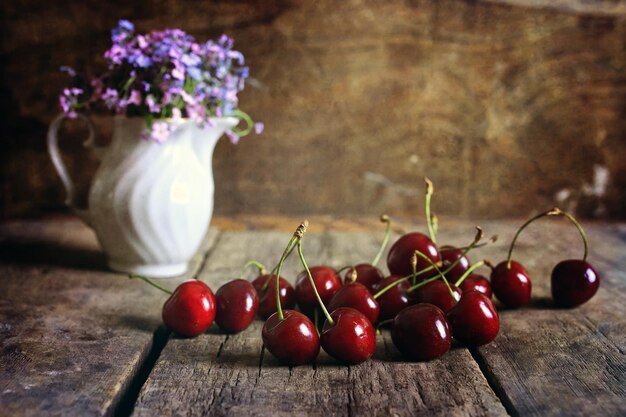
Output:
[{"left": 1, "top": 0, "right": 625, "bottom": 220}]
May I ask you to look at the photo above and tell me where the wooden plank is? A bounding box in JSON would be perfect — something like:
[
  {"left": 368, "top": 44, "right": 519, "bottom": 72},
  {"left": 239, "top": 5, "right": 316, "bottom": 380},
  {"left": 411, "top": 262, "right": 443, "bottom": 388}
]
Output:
[
  {"left": 0, "top": 217, "right": 220, "bottom": 416},
  {"left": 134, "top": 228, "right": 507, "bottom": 416},
  {"left": 443, "top": 221, "right": 626, "bottom": 417}
]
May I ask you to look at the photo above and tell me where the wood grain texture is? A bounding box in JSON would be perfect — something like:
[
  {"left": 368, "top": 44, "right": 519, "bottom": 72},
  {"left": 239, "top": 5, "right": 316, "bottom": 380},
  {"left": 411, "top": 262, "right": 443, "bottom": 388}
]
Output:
[
  {"left": 133, "top": 229, "right": 507, "bottom": 417},
  {"left": 2, "top": 0, "right": 626, "bottom": 220},
  {"left": 0, "top": 218, "right": 219, "bottom": 416},
  {"left": 451, "top": 220, "right": 626, "bottom": 417}
]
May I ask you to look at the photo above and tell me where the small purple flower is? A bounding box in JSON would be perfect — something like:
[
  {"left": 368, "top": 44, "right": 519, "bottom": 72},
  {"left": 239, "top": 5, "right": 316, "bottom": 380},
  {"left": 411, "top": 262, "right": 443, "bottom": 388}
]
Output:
[
  {"left": 128, "top": 90, "right": 142, "bottom": 106},
  {"left": 150, "top": 121, "right": 170, "bottom": 143},
  {"left": 224, "top": 129, "right": 240, "bottom": 144},
  {"left": 59, "top": 66, "right": 76, "bottom": 77},
  {"left": 254, "top": 122, "right": 264, "bottom": 135},
  {"left": 102, "top": 88, "right": 119, "bottom": 108},
  {"left": 146, "top": 95, "right": 160, "bottom": 113},
  {"left": 118, "top": 20, "right": 134, "bottom": 32},
  {"left": 136, "top": 34, "right": 149, "bottom": 49},
  {"left": 171, "top": 60, "right": 185, "bottom": 80}
]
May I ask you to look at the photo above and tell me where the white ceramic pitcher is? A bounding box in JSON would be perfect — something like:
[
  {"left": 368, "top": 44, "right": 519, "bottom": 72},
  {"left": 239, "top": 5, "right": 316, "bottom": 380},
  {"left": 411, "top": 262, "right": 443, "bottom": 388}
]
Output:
[{"left": 47, "top": 115, "right": 238, "bottom": 277}]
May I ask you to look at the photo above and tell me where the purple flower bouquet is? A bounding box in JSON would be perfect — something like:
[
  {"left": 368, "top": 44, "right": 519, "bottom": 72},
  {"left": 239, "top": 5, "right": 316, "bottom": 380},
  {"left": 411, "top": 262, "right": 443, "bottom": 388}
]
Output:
[{"left": 59, "top": 20, "right": 262, "bottom": 144}]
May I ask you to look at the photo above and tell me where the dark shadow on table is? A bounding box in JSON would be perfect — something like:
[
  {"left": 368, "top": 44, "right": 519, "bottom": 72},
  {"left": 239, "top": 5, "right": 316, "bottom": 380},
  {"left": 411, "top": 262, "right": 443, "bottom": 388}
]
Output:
[
  {"left": 115, "top": 313, "right": 163, "bottom": 333},
  {"left": 0, "top": 239, "right": 108, "bottom": 272}
]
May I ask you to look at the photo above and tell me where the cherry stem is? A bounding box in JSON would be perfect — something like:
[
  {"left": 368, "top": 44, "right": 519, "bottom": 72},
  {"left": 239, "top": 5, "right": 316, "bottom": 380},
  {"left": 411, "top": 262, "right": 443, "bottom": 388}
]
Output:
[
  {"left": 412, "top": 249, "right": 457, "bottom": 302},
  {"left": 406, "top": 273, "right": 448, "bottom": 293},
  {"left": 454, "top": 260, "right": 486, "bottom": 287},
  {"left": 437, "top": 226, "right": 484, "bottom": 277},
  {"left": 506, "top": 208, "right": 560, "bottom": 269},
  {"left": 128, "top": 274, "right": 173, "bottom": 295},
  {"left": 296, "top": 240, "right": 335, "bottom": 326},
  {"left": 272, "top": 221, "right": 308, "bottom": 320},
  {"left": 240, "top": 260, "right": 267, "bottom": 279},
  {"left": 335, "top": 265, "right": 353, "bottom": 276},
  {"left": 348, "top": 268, "right": 358, "bottom": 283},
  {"left": 372, "top": 263, "right": 440, "bottom": 299},
  {"left": 424, "top": 177, "right": 436, "bottom": 243},
  {"left": 376, "top": 318, "right": 394, "bottom": 328},
  {"left": 263, "top": 240, "right": 298, "bottom": 292},
  {"left": 440, "top": 235, "right": 497, "bottom": 252},
  {"left": 432, "top": 214, "right": 439, "bottom": 239},
  {"left": 411, "top": 253, "right": 418, "bottom": 286},
  {"left": 371, "top": 214, "right": 392, "bottom": 267},
  {"left": 552, "top": 208, "right": 589, "bottom": 261}
]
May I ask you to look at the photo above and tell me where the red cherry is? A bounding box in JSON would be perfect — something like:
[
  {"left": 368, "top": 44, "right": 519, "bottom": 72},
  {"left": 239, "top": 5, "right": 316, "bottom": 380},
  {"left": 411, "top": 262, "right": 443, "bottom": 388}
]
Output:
[
  {"left": 459, "top": 273, "right": 492, "bottom": 298},
  {"left": 440, "top": 245, "right": 471, "bottom": 281},
  {"left": 391, "top": 303, "right": 451, "bottom": 361},
  {"left": 162, "top": 280, "right": 216, "bottom": 337},
  {"left": 447, "top": 291, "right": 499, "bottom": 346},
  {"left": 215, "top": 279, "right": 259, "bottom": 333},
  {"left": 320, "top": 307, "right": 376, "bottom": 364},
  {"left": 262, "top": 310, "right": 320, "bottom": 365},
  {"left": 252, "top": 274, "right": 296, "bottom": 320},
  {"left": 387, "top": 233, "right": 440, "bottom": 277},
  {"left": 415, "top": 280, "right": 461, "bottom": 313},
  {"left": 295, "top": 266, "right": 342, "bottom": 316},
  {"left": 344, "top": 263, "right": 384, "bottom": 292},
  {"left": 490, "top": 261, "right": 532, "bottom": 308},
  {"left": 373, "top": 275, "right": 412, "bottom": 321},
  {"left": 551, "top": 259, "right": 599, "bottom": 308},
  {"left": 328, "top": 282, "right": 380, "bottom": 324}
]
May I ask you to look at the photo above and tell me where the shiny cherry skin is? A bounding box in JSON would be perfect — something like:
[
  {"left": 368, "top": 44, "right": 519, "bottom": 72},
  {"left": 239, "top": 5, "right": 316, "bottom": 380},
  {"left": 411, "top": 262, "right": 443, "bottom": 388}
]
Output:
[
  {"left": 295, "top": 266, "right": 342, "bottom": 316},
  {"left": 387, "top": 232, "right": 441, "bottom": 278},
  {"left": 490, "top": 260, "right": 532, "bottom": 308},
  {"left": 343, "top": 264, "right": 384, "bottom": 293},
  {"left": 447, "top": 291, "right": 499, "bottom": 346},
  {"left": 415, "top": 280, "right": 462, "bottom": 313},
  {"left": 551, "top": 259, "right": 600, "bottom": 308},
  {"left": 373, "top": 275, "right": 412, "bottom": 321},
  {"left": 162, "top": 280, "right": 216, "bottom": 337},
  {"left": 321, "top": 307, "right": 376, "bottom": 364},
  {"left": 391, "top": 303, "right": 451, "bottom": 361},
  {"left": 262, "top": 310, "right": 320, "bottom": 365},
  {"left": 328, "top": 282, "right": 380, "bottom": 324},
  {"left": 251, "top": 274, "right": 296, "bottom": 320},
  {"left": 215, "top": 279, "right": 259, "bottom": 333},
  {"left": 459, "top": 273, "right": 492, "bottom": 298},
  {"left": 440, "top": 245, "right": 471, "bottom": 281}
]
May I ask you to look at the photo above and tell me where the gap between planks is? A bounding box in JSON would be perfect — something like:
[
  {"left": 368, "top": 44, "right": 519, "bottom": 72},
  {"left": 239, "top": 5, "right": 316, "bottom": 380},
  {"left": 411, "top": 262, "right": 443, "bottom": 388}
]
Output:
[{"left": 109, "top": 231, "right": 225, "bottom": 417}]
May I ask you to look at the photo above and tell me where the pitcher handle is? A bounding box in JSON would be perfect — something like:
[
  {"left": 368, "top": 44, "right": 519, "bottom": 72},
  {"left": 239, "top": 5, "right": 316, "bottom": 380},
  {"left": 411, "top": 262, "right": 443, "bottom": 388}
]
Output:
[{"left": 46, "top": 113, "right": 102, "bottom": 226}]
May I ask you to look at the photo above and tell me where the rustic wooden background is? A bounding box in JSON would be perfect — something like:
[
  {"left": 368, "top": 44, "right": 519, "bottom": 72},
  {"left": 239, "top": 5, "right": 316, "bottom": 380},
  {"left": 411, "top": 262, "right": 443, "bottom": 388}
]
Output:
[{"left": 2, "top": 0, "right": 625, "bottom": 220}]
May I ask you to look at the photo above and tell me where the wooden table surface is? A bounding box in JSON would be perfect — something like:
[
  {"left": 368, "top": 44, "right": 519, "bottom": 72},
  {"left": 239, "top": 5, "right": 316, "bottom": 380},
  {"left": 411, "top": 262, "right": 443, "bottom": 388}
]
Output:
[{"left": 0, "top": 215, "right": 624, "bottom": 417}]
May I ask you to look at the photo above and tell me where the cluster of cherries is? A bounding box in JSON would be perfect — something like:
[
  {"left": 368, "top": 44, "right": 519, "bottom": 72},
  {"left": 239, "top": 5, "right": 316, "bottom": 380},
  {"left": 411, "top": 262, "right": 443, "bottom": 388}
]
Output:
[{"left": 131, "top": 178, "right": 600, "bottom": 366}]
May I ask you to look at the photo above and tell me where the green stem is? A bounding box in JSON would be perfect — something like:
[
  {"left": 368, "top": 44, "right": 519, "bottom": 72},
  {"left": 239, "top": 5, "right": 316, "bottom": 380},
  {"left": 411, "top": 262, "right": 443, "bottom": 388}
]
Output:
[
  {"left": 296, "top": 240, "right": 334, "bottom": 326},
  {"left": 406, "top": 273, "right": 447, "bottom": 293},
  {"left": 128, "top": 274, "right": 173, "bottom": 295},
  {"left": 240, "top": 260, "right": 267, "bottom": 279},
  {"left": 506, "top": 208, "right": 560, "bottom": 269},
  {"left": 424, "top": 177, "right": 436, "bottom": 243},
  {"left": 454, "top": 260, "right": 486, "bottom": 287},
  {"left": 432, "top": 214, "right": 439, "bottom": 241},
  {"left": 371, "top": 214, "right": 391, "bottom": 267},
  {"left": 440, "top": 235, "right": 497, "bottom": 252},
  {"left": 412, "top": 249, "right": 457, "bottom": 302},
  {"left": 272, "top": 231, "right": 301, "bottom": 321},
  {"left": 553, "top": 208, "right": 589, "bottom": 261},
  {"left": 437, "top": 226, "right": 484, "bottom": 277},
  {"left": 263, "top": 239, "right": 297, "bottom": 291},
  {"left": 372, "top": 264, "right": 438, "bottom": 299},
  {"left": 376, "top": 318, "right": 394, "bottom": 328}
]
